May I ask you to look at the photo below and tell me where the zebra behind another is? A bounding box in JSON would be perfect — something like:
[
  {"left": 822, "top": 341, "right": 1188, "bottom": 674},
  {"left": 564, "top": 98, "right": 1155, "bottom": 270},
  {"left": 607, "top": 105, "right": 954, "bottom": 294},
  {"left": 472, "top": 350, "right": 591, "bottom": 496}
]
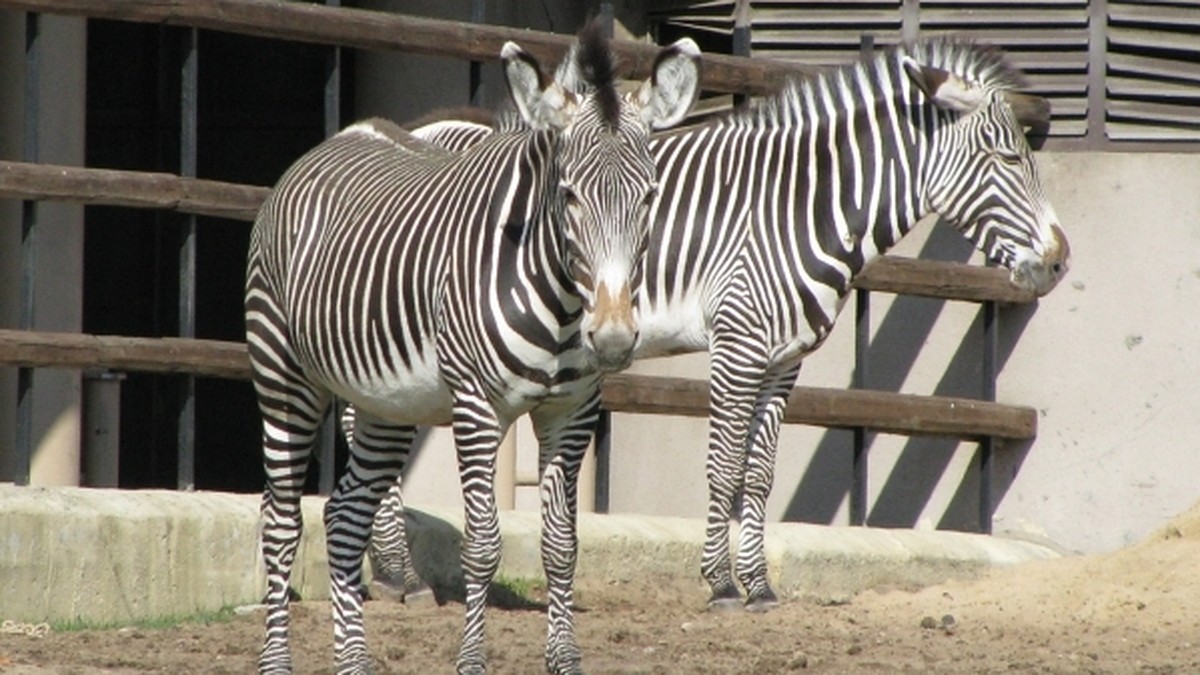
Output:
[
  {"left": 371, "top": 36, "right": 1071, "bottom": 613},
  {"left": 245, "top": 24, "right": 700, "bottom": 675}
]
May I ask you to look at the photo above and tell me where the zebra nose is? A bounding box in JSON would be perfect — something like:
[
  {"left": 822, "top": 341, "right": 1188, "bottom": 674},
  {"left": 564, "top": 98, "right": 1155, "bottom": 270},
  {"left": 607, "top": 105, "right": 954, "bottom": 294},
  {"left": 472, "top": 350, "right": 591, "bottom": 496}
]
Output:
[{"left": 586, "top": 326, "right": 638, "bottom": 372}]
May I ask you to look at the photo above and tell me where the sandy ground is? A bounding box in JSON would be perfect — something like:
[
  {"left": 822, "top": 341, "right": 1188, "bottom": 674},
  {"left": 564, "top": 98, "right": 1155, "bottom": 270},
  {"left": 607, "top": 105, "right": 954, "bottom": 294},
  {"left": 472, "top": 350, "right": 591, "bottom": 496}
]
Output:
[{"left": 3, "top": 503, "right": 1200, "bottom": 674}]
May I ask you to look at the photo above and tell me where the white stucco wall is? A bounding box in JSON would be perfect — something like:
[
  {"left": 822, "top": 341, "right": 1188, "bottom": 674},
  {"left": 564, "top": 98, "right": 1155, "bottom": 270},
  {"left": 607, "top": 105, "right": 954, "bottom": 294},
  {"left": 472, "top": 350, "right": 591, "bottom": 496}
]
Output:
[{"left": 398, "top": 151, "right": 1200, "bottom": 557}]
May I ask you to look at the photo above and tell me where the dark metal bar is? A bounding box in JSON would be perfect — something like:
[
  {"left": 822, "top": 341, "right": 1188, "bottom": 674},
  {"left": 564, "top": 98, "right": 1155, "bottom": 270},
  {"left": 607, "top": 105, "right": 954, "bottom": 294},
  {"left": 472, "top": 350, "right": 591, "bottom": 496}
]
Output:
[
  {"left": 586, "top": 2, "right": 616, "bottom": 515},
  {"left": 849, "top": 33, "right": 875, "bottom": 528},
  {"left": 176, "top": 26, "right": 198, "bottom": 491},
  {"left": 978, "top": 300, "right": 998, "bottom": 534},
  {"left": 318, "top": 1, "right": 342, "bottom": 495},
  {"left": 323, "top": 0, "right": 341, "bottom": 137},
  {"left": 593, "top": 408, "right": 611, "bottom": 514},
  {"left": 731, "top": 0, "right": 751, "bottom": 108},
  {"left": 1086, "top": 0, "right": 1108, "bottom": 149},
  {"left": 851, "top": 289, "right": 870, "bottom": 526},
  {"left": 468, "top": 0, "right": 485, "bottom": 106},
  {"left": 15, "top": 11, "right": 41, "bottom": 486}
]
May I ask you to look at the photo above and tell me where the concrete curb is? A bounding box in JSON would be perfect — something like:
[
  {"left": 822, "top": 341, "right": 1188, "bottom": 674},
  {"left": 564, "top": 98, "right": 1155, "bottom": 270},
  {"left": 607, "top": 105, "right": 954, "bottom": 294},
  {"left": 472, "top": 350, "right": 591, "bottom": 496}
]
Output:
[{"left": 0, "top": 485, "right": 1059, "bottom": 624}]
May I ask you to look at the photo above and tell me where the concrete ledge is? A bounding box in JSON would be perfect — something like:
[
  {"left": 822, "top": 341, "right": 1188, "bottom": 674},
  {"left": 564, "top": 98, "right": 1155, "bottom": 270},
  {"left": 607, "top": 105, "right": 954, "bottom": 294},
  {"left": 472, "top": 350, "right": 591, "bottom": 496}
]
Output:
[{"left": 0, "top": 485, "right": 1060, "bottom": 624}]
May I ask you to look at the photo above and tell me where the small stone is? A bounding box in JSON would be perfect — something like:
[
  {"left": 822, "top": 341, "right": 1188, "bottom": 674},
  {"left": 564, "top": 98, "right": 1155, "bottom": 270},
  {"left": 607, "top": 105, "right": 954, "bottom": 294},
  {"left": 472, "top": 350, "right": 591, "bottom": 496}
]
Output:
[{"left": 920, "top": 616, "right": 939, "bottom": 630}]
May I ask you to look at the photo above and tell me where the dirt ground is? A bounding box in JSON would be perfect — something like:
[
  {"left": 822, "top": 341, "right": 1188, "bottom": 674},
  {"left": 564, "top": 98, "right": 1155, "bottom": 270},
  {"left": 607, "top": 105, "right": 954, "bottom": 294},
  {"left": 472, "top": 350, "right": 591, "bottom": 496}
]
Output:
[{"left": 4, "top": 503, "right": 1200, "bottom": 674}]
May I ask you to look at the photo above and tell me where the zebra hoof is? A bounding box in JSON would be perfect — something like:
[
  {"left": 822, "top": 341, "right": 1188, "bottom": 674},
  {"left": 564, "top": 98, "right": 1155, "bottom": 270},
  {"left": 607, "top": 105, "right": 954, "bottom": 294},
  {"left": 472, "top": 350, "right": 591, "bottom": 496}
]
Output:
[
  {"left": 403, "top": 584, "right": 436, "bottom": 607},
  {"left": 706, "top": 586, "right": 744, "bottom": 613},
  {"left": 745, "top": 589, "right": 780, "bottom": 614},
  {"left": 367, "top": 578, "right": 407, "bottom": 604}
]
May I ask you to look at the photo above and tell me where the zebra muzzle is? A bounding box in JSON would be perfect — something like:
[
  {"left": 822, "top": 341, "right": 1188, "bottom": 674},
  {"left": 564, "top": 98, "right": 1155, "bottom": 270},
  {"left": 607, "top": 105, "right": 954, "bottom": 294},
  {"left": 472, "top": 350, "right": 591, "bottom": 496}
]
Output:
[{"left": 584, "top": 281, "right": 639, "bottom": 371}]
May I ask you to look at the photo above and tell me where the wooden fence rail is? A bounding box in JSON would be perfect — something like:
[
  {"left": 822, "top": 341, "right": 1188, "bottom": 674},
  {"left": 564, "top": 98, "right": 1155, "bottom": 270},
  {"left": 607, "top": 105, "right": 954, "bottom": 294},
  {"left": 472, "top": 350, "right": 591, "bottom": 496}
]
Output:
[
  {"left": 0, "top": 329, "right": 1036, "bottom": 441},
  {"left": 0, "top": 0, "right": 806, "bottom": 97},
  {"left": 0, "top": 160, "right": 1035, "bottom": 304}
]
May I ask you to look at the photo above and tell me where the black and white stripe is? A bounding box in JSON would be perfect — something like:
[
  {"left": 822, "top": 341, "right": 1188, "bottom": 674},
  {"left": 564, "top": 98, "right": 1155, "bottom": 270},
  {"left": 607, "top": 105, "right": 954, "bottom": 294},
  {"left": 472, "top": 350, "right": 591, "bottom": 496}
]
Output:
[
  {"left": 641, "top": 37, "right": 1069, "bottom": 610},
  {"left": 246, "top": 25, "right": 699, "bottom": 675},
  {"left": 375, "top": 36, "right": 1070, "bottom": 615}
]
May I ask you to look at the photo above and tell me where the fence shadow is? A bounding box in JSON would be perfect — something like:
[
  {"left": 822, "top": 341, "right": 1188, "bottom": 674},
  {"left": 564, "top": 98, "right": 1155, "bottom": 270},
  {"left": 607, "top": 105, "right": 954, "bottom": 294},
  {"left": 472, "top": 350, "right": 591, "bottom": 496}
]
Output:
[{"left": 783, "top": 220, "right": 1038, "bottom": 529}]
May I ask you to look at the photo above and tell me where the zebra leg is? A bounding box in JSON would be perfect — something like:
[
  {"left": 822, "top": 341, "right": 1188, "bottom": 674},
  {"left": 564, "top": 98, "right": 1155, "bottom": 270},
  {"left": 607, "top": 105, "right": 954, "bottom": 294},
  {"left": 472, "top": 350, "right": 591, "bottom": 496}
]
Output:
[
  {"left": 368, "top": 477, "right": 433, "bottom": 603},
  {"left": 532, "top": 393, "right": 600, "bottom": 675},
  {"left": 343, "top": 406, "right": 431, "bottom": 604},
  {"left": 737, "top": 361, "right": 801, "bottom": 612},
  {"left": 326, "top": 411, "right": 413, "bottom": 673},
  {"left": 451, "top": 395, "right": 506, "bottom": 675},
  {"left": 248, "top": 339, "right": 329, "bottom": 674},
  {"left": 702, "top": 332, "right": 770, "bottom": 610}
]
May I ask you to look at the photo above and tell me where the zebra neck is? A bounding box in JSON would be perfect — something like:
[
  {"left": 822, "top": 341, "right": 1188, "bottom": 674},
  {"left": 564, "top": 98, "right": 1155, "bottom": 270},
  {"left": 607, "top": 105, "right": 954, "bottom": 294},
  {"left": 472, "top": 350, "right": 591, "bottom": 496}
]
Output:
[{"left": 484, "top": 133, "right": 583, "bottom": 344}]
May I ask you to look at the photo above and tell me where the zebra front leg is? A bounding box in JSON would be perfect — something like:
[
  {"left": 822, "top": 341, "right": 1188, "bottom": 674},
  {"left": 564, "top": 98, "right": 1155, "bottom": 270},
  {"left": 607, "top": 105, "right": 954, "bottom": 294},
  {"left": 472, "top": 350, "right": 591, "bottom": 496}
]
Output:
[
  {"left": 452, "top": 402, "right": 505, "bottom": 675},
  {"left": 532, "top": 395, "right": 600, "bottom": 674},
  {"left": 702, "top": 333, "right": 769, "bottom": 610},
  {"left": 326, "top": 413, "right": 413, "bottom": 673},
  {"left": 737, "top": 362, "right": 801, "bottom": 612}
]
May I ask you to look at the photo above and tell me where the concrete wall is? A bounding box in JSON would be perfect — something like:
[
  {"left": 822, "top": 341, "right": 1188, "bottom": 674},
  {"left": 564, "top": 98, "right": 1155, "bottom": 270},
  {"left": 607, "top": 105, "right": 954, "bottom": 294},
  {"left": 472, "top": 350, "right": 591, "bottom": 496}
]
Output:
[{"left": 398, "top": 152, "right": 1200, "bottom": 557}]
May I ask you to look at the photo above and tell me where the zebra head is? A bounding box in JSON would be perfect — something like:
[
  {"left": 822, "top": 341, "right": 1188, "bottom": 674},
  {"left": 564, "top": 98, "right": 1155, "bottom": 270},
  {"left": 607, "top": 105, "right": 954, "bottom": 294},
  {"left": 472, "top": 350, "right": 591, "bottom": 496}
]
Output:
[
  {"left": 502, "top": 25, "right": 701, "bottom": 371},
  {"left": 904, "top": 41, "right": 1070, "bottom": 297}
]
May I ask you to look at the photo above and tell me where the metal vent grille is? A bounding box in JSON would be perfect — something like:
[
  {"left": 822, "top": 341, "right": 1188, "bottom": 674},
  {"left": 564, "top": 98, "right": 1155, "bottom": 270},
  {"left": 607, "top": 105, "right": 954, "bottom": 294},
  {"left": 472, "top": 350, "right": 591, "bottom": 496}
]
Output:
[
  {"left": 1107, "top": 1, "right": 1200, "bottom": 141},
  {"left": 747, "top": 1, "right": 904, "bottom": 66},
  {"left": 918, "top": 1, "right": 1090, "bottom": 137}
]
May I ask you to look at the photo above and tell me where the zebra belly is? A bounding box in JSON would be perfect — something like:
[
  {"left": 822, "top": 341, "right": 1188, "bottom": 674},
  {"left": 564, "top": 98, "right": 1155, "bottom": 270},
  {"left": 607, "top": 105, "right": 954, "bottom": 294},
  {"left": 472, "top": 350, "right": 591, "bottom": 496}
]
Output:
[
  {"left": 319, "top": 350, "right": 456, "bottom": 427},
  {"left": 634, "top": 296, "right": 710, "bottom": 359}
]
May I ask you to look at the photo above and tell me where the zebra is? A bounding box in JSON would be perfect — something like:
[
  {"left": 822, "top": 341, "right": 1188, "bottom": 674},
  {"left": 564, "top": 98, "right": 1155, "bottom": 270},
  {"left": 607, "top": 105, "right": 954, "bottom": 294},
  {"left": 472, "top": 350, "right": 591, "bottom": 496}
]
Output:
[
  {"left": 369, "top": 36, "right": 1071, "bottom": 613},
  {"left": 244, "top": 22, "right": 701, "bottom": 675}
]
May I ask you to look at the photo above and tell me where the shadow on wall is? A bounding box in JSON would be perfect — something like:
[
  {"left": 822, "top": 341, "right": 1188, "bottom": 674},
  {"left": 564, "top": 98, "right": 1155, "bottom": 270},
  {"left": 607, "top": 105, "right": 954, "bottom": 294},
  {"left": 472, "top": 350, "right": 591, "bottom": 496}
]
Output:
[{"left": 782, "top": 220, "right": 1038, "bottom": 530}]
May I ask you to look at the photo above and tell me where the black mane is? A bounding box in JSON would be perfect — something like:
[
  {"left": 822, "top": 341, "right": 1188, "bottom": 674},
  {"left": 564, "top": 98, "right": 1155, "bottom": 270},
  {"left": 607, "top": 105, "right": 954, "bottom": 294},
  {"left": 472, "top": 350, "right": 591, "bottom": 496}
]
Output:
[{"left": 574, "top": 19, "right": 621, "bottom": 128}]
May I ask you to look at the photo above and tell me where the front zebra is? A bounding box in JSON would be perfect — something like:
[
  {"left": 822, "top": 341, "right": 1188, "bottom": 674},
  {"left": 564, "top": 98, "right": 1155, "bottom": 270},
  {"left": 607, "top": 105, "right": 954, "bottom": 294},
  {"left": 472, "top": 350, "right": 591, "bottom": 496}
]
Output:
[
  {"left": 373, "top": 37, "right": 1071, "bottom": 613},
  {"left": 245, "top": 25, "right": 700, "bottom": 675}
]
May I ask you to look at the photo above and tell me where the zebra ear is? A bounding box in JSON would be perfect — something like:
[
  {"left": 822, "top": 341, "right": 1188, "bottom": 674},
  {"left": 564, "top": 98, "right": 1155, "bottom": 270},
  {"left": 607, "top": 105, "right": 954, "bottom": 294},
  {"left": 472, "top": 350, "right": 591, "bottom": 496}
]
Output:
[
  {"left": 1004, "top": 91, "right": 1052, "bottom": 128},
  {"left": 635, "top": 37, "right": 702, "bottom": 130},
  {"left": 503, "top": 41, "right": 577, "bottom": 131},
  {"left": 903, "top": 57, "right": 986, "bottom": 114}
]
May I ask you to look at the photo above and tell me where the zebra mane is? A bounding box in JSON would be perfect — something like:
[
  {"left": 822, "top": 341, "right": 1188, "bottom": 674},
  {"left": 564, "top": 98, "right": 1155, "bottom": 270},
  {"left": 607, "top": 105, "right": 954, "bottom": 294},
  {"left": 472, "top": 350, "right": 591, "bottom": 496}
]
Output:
[
  {"left": 731, "top": 36, "right": 1028, "bottom": 130},
  {"left": 555, "top": 19, "right": 622, "bottom": 128}
]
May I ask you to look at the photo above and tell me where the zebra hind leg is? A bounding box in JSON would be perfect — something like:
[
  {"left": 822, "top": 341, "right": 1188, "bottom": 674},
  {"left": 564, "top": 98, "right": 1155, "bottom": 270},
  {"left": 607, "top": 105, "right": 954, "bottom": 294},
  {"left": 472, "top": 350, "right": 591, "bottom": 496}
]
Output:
[
  {"left": 326, "top": 412, "right": 413, "bottom": 673},
  {"left": 737, "top": 362, "right": 801, "bottom": 612},
  {"left": 368, "top": 478, "right": 434, "bottom": 605},
  {"left": 250, "top": 341, "right": 328, "bottom": 672},
  {"left": 702, "top": 335, "right": 771, "bottom": 611},
  {"left": 342, "top": 406, "right": 433, "bottom": 605}
]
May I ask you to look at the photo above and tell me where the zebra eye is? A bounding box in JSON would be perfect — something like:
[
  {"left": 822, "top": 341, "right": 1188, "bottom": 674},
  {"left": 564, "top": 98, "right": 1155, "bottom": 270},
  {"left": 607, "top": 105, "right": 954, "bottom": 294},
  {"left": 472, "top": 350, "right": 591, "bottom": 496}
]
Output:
[{"left": 996, "top": 150, "right": 1023, "bottom": 166}]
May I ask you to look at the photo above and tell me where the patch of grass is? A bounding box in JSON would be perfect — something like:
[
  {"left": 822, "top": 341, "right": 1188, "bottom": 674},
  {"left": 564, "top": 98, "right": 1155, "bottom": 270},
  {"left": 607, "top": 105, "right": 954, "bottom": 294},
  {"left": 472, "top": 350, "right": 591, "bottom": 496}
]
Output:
[
  {"left": 51, "top": 605, "right": 240, "bottom": 632},
  {"left": 489, "top": 575, "right": 546, "bottom": 610}
]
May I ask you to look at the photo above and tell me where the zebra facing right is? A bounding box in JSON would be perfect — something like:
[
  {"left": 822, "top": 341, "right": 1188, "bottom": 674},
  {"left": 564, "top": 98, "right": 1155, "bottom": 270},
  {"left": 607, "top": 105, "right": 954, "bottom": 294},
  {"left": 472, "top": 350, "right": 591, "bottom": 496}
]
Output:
[{"left": 370, "top": 37, "right": 1071, "bottom": 614}]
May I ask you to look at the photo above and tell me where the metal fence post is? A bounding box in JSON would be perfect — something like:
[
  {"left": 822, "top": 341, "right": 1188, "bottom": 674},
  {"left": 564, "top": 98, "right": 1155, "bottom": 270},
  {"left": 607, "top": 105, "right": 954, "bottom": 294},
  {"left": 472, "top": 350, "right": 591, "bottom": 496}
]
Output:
[
  {"left": 979, "top": 300, "right": 998, "bottom": 534},
  {"left": 177, "top": 26, "right": 198, "bottom": 491},
  {"left": 316, "top": 0, "right": 344, "bottom": 497},
  {"left": 849, "top": 33, "right": 876, "bottom": 528}
]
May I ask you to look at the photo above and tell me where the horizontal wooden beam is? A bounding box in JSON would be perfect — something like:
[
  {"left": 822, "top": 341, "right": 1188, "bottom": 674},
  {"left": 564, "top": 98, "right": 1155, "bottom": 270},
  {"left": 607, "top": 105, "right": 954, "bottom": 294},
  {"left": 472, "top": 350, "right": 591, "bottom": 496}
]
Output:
[
  {"left": 600, "top": 374, "right": 1036, "bottom": 441},
  {"left": 854, "top": 256, "right": 1036, "bottom": 304},
  {"left": 0, "top": 160, "right": 268, "bottom": 222},
  {"left": 0, "top": 0, "right": 805, "bottom": 97},
  {"left": 0, "top": 329, "right": 253, "bottom": 381},
  {"left": 0, "top": 160, "right": 1033, "bottom": 304},
  {"left": 1, "top": 332, "right": 1033, "bottom": 440}
]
